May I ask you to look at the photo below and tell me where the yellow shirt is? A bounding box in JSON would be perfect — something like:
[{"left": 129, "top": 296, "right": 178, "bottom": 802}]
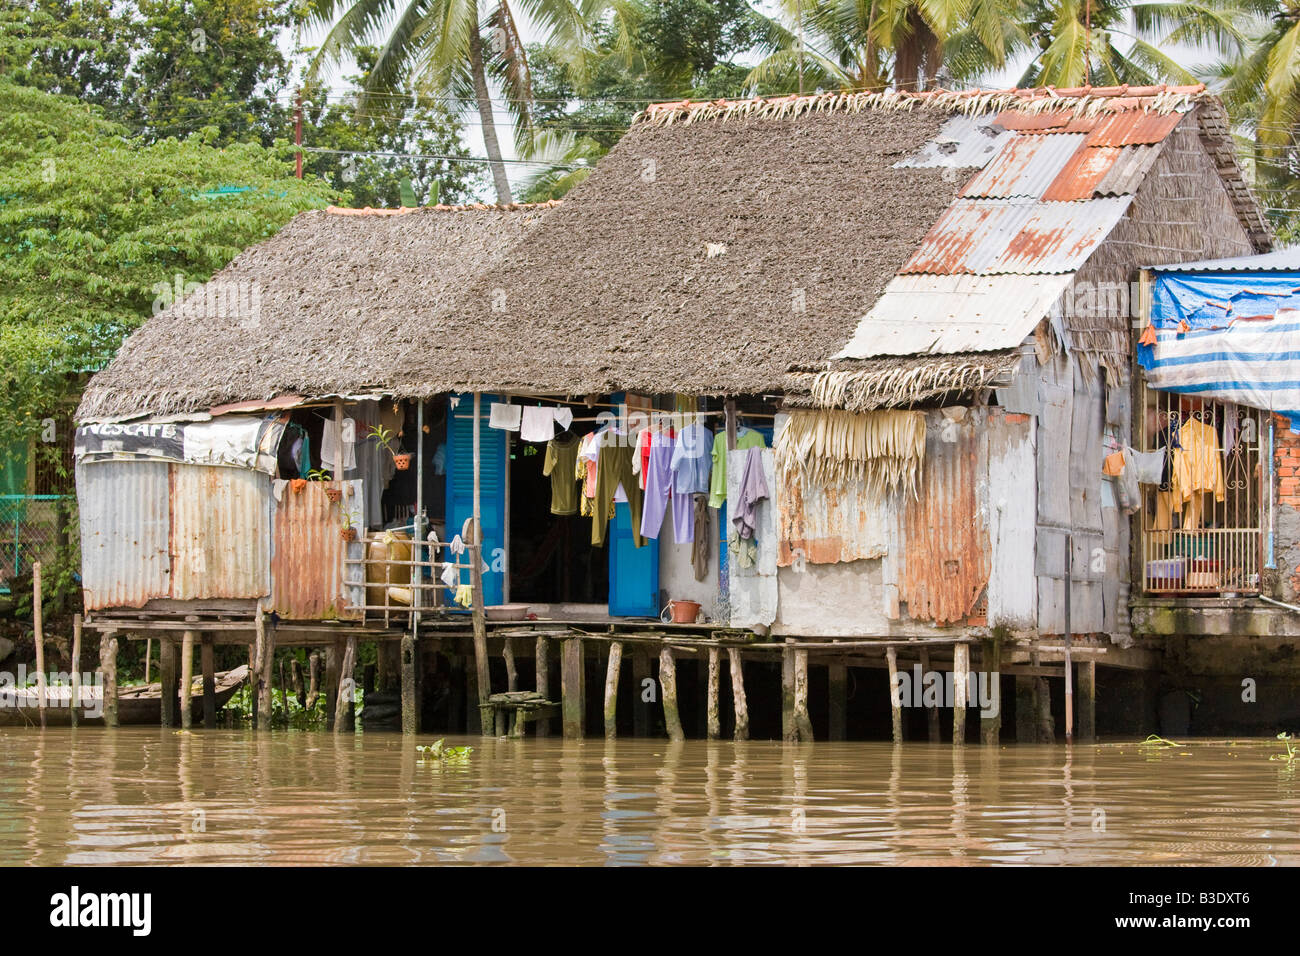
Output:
[{"left": 1172, "top": 418, "right": 1224, "bottom": 503}]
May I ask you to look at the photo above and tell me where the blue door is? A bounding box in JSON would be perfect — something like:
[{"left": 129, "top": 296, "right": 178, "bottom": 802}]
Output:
[
  {"left": 445, "top": 394, "right": 506, "bottom": 607},
  {"left": 609, "top": 501, "right": 659, "bottom": 617}
]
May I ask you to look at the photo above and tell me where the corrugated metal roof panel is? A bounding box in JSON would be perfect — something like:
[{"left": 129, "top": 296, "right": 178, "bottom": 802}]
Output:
[
  {"left": 1147, "top": 247, "right": 1300, "bottom": 272},
  {"left": 76, "top": 460, "right": 171, "bottom": 610},
  {"left": 893, "top": 113, "right": 1009, "bottom": 169},
  {"left": 1092, "top": 143, "right": 1162, "bottom": 196},
  {"left": 960, "top": 133, "right": 1087, "bottom": 198},
  {"left": 984, "top": 195, "right": 1132, "bottom": 273},
  {"left": 170, "top": 464, "right": 271, "bottom": 600},
  {"left": 903, "top": 199, "right": 1037, "bottom": 274},
  {"left": 992, "top": 110, "right": 1097, "bottom": 133},
  {"left": 270, "top": 479, "right": 363, "bottom": 620},
  {"left": 1084, "top": 110, "right": 1183, "bottom": 146},
  {"left": 1040, "top": 145, "right": 1122, "bottom": 201},
  {"left": 834, "top": 273, "right": 1075, "bottom": 358}
]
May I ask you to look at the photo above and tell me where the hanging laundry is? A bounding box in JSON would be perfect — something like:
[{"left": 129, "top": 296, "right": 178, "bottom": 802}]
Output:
[
  {"left": 488, "top": 402, "right": 521, "bottom": 431},
  {"left": 440, "top": 560, "right": 458, "bottom": 589},
  {"left": 1102, "top": 451, "right": 1125, "bottom": 476},
  {"left": 691, "top": 494, "right": 711, "bottom": 581},
  {"left": 543, "top": 433, "right": 580, "bottom": 516},
  {"left": 454, "top": 584, "right": 474, "bottom": 608},
  {"left": 1172, "top": 417, "right": 1225, "bottom": 503},
  {"left": 554, "top": 406, "right": 574, "bottom": 431},
  {"left": 731, "top": 446, "right": 769, "bottom": 541},
  {"left": 321, "top": 417, "right": 357, "bottom": 472},
  {"left": 521, "top": 405, "right": 557, "bottom": 443},
  {"left": 1130, "top": 446, "right": 1166, "bottom": 485},
  {"left": 592, "top": 432, "right": 644, "bottom": 548},
  {"left": 631, "top": 426, "right": 653, "bottom": 488},
  {"left": 708, "top": 426, "right": 765, "bottom": 508},
  {"left": 639, "top": 429, "right": 675, "bottom": 539}
]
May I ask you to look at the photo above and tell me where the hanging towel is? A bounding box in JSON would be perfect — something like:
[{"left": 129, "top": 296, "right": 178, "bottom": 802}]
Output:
[
  {"left": 521, "top": 405, "right": 556, "bottom": 442},
  {"left": 489, "top": 402, "right": 521, "bottom": 431},
  {"left": 454, "top": 584, "right": 474, "bottom": 608},
  {"left": 321, "top": 417, "right": 357, "bottom": 472},
  {"left": 554, "top": 406, "right": 573, "bottom": 431},
  {"left": 448, "top": 534, "right": 465, "bottom": 555},
  {"left": 731, "top": 446, "right": 769, "bottom": 541}
]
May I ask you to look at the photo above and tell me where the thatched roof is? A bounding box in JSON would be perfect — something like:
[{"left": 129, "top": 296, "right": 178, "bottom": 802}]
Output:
[{"left": 78, "top": 204, "right": 553, "bottom": 421}]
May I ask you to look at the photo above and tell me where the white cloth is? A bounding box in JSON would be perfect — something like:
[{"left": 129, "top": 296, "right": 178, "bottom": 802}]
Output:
[
  {"left": 321, "top": 417, "right": 356, "bottom": 471},
  {"left": 440, "top": 561, "right": 459, "bottom": 589},
  {"left": 521, "top": 406, "right": 556, "bottom": 442},
  {"left": 489, "top": 402, "right": 521, "bottom": 431},
  {"left": 554, "top": 407, "right": 573, "bottom": 431},
  {"left": 1131, "top": 446, "right": 1166, "bottom": 485}
]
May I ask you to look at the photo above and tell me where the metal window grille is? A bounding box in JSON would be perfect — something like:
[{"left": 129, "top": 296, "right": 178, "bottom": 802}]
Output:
[{"left": 1138, "top": 386, "right": 1262, "bottom": 594}]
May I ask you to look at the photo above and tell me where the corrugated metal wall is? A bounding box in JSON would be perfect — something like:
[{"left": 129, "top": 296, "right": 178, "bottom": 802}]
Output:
[
  {"left": 269, "top": 479, "right": 362, "bottom": 620},
  {"left": 169, "top": 465, "right": 271, "bottom": 600},
  {"left": 76, "top": 460, "right": 172, "bottom": 610}
]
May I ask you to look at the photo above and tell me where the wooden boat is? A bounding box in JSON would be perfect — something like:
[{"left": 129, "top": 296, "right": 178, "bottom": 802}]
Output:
[{"left": 0, "top": 665, "right": 249, "bottom": 726}]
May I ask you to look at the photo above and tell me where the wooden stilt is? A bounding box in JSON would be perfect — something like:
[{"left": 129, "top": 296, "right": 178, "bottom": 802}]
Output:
[
  {"left": 465, "top": 662, "right": 482, "bottom": 734},
  {"left": 180, "top": 629, "right": 194, "bottom": 729},
  {"left": 159, "top": 639, "right": 178, "bottom": 727},
  {"left": 828, "top": 663, "right": 847, "bottom": 741},
  {"left": 144, "top": 637, "right": 152, "bottom": 683},
  {"left": 1034, "top": 646, "right": 1054, "bottom": 742},
  {"left": 952, "top": 643, "right": 970, "bottom": 745},
  {"left": 32, "top": 561, "right": 45, "bottom": 727},
  {"left": 70, "top": 614, "right": 82, "bottom": 729},
  {"left": 728, "top": 648, "right": 748, "bottom": 741},
  {"left": 290, "top": 657, "right": 305, "bottom": 709},
  {"left": 503, "top": 636, "right": 517, "bottom": 693},
  {"left": 307, "top": 649, "right": 321, "bottom": 712},
  {"left": 100, "top": 632, "right": 119, "bottom": 728},
  {"left": 603, "top": 640, "right": 622, "bottom": 739},
  {"left": 561, "top": 634, "right": 584, "bottom": 739},
  {"left": 1015, "top": 674, "right": 1035, "bottom": 742},
  {"left": 920, "top": 648, "right": 941, "bottom": 742},
  {"left": 401, "top": 632, "right": 418, "bottom": 735},
  {"left": 781, "top": 642, "right": 796, "bottom": 742},
  {"left": 324, "top": 640, "right": 340, "bottom": 730},
  {"left": 631, "top": 646, "right": 650, "bottom": 738},
  {"left": 886, "top": 646, "right": 903, "bottom": 744},
  {"left": 535, "top": 635, "right": 550, "bottom": 737},
  {"left": 706, "top": 647, "right": 721, "bottom": 740},
  {"left": 793, "top": 648, "right": 813, "bottom": 742},
  {"left": 201, "top": 636, "right": 216, "bottom": 729},
  {"left": 980, "top": 636, "right": 1002, "bottom": 746},
  {"left": 259, "top": 617, "right": 276, "bottom": 728},
  {"left": 333, "top": 635, "right": 356, "bottom": 735},
  {"left": 1078, "top": 659, "right": 1096, "bottom": 742},
  {"left": 659, "top": 646, "right": 684, "bottom": 742}
]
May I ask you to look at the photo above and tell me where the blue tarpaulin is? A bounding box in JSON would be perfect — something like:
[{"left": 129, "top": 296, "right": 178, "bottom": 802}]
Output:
[{"left": 1141, "top": 269, "right": 1300, "bottom": 431}]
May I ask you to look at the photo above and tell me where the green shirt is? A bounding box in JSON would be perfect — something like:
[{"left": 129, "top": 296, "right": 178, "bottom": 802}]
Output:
[
  {"left": 709, "top": 427, "right": 765, "bottom": 508},
  {"left": 543, "top": 435, "right": 580, "bottom": 515}
]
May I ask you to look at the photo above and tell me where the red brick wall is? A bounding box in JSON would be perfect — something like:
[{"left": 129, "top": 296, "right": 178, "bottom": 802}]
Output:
[{"left": 1275, "top": 414, "right": 1300, "bottom": 594}]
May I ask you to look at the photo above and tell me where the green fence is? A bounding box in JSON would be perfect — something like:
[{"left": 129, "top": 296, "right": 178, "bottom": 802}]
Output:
[{"left": 0, "top": 495, "right": 75, "bottom": 594}]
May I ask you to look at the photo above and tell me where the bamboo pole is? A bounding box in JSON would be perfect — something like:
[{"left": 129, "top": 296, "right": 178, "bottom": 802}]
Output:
[
  {"left": 604, "top": 640, "right": 622, "bottom": 739},
  {"left": 920, "top": 648, "right": 941, "bottom": 741},
  {"left": 953, "top": 643, "right": 970, "bottom": 745},
  {"left": 70, "top": 614, "right": 81, "bottom": 729},
  {"left": 100, "top": 633, "right": 118, "bottom": 728},
  {"left": 659, "top": 646, "right": 684, "bottom": 742},
  {"left": 535, "top": 635, "right": 550, "bottom": 737},
  {"left": 32, "top": 561, "right": 45, "bottom": 727},
  {"left": 180, "top": 629, "right": 194, "bottom": 729},
  {"left": 706, "top": 646, "right": 721, "bottom": 740},
  {"left": 728, "top": 648, "right": 748, "bottom": 741},
  {"left": 886, "top": 645, "right": 903, "bottom": 744}
]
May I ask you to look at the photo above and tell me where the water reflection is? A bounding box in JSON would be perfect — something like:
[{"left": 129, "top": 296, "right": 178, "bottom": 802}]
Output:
[{"left": 0, "top": 728, "right": 1297, "bottom": 865}]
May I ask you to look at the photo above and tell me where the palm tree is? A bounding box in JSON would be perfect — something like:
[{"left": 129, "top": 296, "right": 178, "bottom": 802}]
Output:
[
  {"left": 1213, "top": 2, "right": 1300, "bottom": 148},
  {"left": 306, "top": 0, "right": 598, "bottom": 203},
  {"left": 747, "top": 0, "right": 1023, "bottom": 94}
]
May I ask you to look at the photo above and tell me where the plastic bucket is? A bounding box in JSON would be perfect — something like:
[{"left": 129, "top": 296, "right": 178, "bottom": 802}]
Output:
[{"left": 666, "top": 600, "right": 702, "bottom": 624}]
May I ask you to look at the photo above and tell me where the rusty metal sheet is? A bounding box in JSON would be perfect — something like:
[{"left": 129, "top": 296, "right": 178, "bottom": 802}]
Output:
[
  {"left": 992, "top": 110, "right": 1097, "bottom": 133},
  {"left": 76, "top": 460, "right": 171, "bottom": 610},
  {"left": 775, "top": 466, "right": 889, "bottom": 567},
  {"left": 169, "top": 464, "right": 271, "bottom": 600},
  {"left": 1040, "top": 145, "right": 1122, "bottom": 201},
  {"left": 269, "top": 479, "right": 363, "bottom": 620},
  {"left": 984, "top": 195, "right": 1133, "bottom": 273},
  {"left": 1093, "top": 144, "right": 1163, "bottom": 196},
  {"left": 903, "top": 199, "right": 1037, "bottom": 274},
  {"left": 960, "top": 133, "right": 1086, "bottom": 198},
  {"left": 899, "top": 409, "right": 990, "bottom": 625},
  {"left": 1084, "top": 110, "right": 1183, "bottom": 147},
  {"left": 893, "top": 113, "right": 1008, "bottom": 169}
]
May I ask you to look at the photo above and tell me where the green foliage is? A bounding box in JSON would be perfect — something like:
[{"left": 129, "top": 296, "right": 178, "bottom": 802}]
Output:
[{"left": 416, "top": 738, "right": 473, "bottom": 763}]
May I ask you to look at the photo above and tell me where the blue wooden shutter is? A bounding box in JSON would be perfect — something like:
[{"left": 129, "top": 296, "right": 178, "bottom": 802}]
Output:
[
  {"left": 608, "top": 501, "right": 659, "bottom": 617},
  {"left": 445, "top": 394, "right": 506, "bottom": 607}
]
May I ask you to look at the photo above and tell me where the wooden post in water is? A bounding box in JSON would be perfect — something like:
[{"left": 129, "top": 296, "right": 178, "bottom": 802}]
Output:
[
  {"left": 706, "top": 647, "right": 721, "bottom": 740},
  {"left": 561, "top": 634, "right": 584, "bottom": 739},
  {"left": 659, "top": 646, "right": 684, "bottom": 742},
  {"left": 885, "top": 646, "right": 903, "bottom": 744},
  {"left": 32, "top": 561, "right": 46, "bottom": 727},
  {"left": 324, "top": 640, "right": 340, "bottom": 730},
  {"left": 920, "top": 648, "right": 941, "bottom": 741},
  {"left": 307, "top": 649, "right": 321, "bottom": 712},
  {"left": 180, "top": 629, "right": 194, "bottom": 729},
  {"left": 70, "top": 614, "right": 82, "bottom": 729},
  {"left": 1015, "top": 674, "right": 1035, "bottom": 742},
  {"left": 160, "top": 638, "right": 178, "bottom": 727},
  {"left": 952, "top": 643, "right": 970, "bottom": 745},
  {"left": 781, "top": 642, "right": 795, "bottom": 742},
  {"left": 980, "top": 635, "right": 1002, "bottom": 746},
  {"left": 503, "top": 636, "right": 518, "bottom": 693},
  {"left": 100, "top": 633, "right": 118, "bottom": 728},
  {"left": 401, "top": 632, "right": 418, "bottom": 735},
  {"left": 535, "top": 635, "right": 550, "bottom": 737},
  {"left": 201, "top": 636, "right": 216, "bottom": 729},
  {"left": 728, "top": 648, "right": 748, "bottom": 741},
  {"left": 259, "top": 616, "right": 276, "bottom": 728},
  {"left": 793, "top": 648, "right": 813, "bottom": 742},
  {"left": 828, "top": 662, "right": 847, "bottom": 741},
  {"left": 631, "top": 646, "right": 650, "bottom": 737},
  {"left": 334, "top": 635, "right": 356, "bottom": 735},
  {"left": 603, "top": 640, "right": 622, "bottom": 739},
  {"left": 1078, "top": 659, "right": 1096, "bottom": 743},
  {"left": 144, "top": 637, "right": 152, "bottom": 683}
]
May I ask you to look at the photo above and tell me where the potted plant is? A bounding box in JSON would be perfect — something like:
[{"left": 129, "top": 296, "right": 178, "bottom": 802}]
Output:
[
  {"left": 367, "top": 424, "right": 411, "bottom": 471},
  {"left": 339, "top": 513, "right": 357, "bottom": 543}
]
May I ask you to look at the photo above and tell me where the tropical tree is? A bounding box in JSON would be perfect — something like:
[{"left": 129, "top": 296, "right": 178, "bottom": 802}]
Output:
[{"left": 305, "top": 0, "right": 599, "bottom": 203}]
